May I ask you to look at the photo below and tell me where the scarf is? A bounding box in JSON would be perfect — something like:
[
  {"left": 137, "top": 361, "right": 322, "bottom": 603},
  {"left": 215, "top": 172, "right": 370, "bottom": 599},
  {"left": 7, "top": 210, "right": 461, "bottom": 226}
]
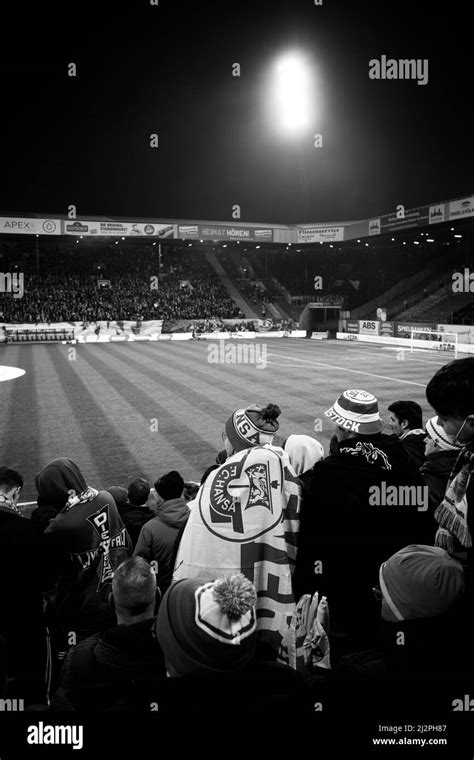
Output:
[{"left": 434, "top": 448, "right": 473, "bottom": 551}]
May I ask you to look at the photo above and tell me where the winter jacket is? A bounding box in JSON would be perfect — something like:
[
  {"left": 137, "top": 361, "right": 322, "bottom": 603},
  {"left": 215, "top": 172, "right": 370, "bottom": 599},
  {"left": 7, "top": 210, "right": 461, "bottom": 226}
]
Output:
[
  {"left": 55, "top": 617, "right": 166, "bottom": 711},
  {"left": 134, "top": 498, "right": 189, "bottom": 593},
  {"left": 293, "top": 433, "right": 431, "bottom": 646},
  {"left": 0, "top": 506, "right": 50, "bottom": 703},
  {"left": 117, "top": 502, "right": 154, "bottom": 549},
  {"left": 399, "top": 429, "right": 427, "bottom": 470},
  {"left": 32, "top": 457, "right": 89, "bottom": 533}
]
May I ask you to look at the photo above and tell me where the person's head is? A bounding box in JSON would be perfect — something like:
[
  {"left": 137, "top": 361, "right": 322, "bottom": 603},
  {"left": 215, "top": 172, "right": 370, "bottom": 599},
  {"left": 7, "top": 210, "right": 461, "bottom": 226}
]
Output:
[
  {"left": 110, "top": 556, "right": 159, "bottom": 625},
  {"left": 155, "top": 471, "right": 184, "bottom": 501},
  {"left": 107, "top": 486, "right": 128, "bottom": 507},
  {"left": 35, "top": 458, "right": 86, "bottom": 509},
  {"left": 325, "top": 389, "right": 383, "bottom": 442},
  {"left": 182, "top": 482, "right": 199, "bottom": 502},
  {"left": 377, "top": 545, "right": 465, "bottom": 623},
  {"left": 0, "top": 467, "right": 23, "bottom": 504},
  {"left": 127, "top": 478, "right": 150, "bottom": 507},
  {"left": 155, "top": 573, "right": 257, "bottom": 677},
  {"left": 387, "top": 401, "right": 423, "bottom": 437},
  {"left": 282, "top": 434, "right": 324, "bottom": 474},
  {"left": 424, "top": 416, "right": 461, "bottom": 457},
  {"left": 223, "top": 403, "right": 281, "bottom": 455},
  {"left": 426, "top": 358, "right": 474, "bottom": 446}
]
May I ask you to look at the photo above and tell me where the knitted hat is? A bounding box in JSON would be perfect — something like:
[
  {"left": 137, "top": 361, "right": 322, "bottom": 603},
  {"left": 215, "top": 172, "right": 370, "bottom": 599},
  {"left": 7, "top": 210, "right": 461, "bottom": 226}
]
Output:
[
  {"left": 155, "top": 471, "right": 184, "bottom": 501},
  {"left": 325, "top": 389, "right": 383, "bottom": 435},
  {"left": 225, "top": 403, "right": 281, "bottom": 452},
  {"left": 106, "top": 486, "right": 128, "bottom": 507},
  {"left": 425, "top": 416, "right": 460, "bottom": 451},
  {"left": 379, "top": 544, "right": 465, "bottom": 621},
  {"left": 155, "top": 573, "right": 257, "bottom": 676}
]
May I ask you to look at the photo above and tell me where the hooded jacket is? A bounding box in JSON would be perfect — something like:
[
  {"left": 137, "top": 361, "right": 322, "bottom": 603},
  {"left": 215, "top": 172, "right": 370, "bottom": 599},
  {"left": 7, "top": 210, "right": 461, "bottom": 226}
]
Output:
[
  {"left": 134, "top": 498, "right": 190, "bottom": 594},
  {"left": 32, "top": 457, "right": 88, "bottom": 532},
  {"left": 293, "top": 434, "right": 431, "bottom": 644},
  {"left": 117, "top": 502, "right": 154, "bottom": 549},
  {"left": 55, "top": 617, "right": 166, "bottom": 711},
  {"left": 40, "top": 459, "right": 132, "bottom": 637}
]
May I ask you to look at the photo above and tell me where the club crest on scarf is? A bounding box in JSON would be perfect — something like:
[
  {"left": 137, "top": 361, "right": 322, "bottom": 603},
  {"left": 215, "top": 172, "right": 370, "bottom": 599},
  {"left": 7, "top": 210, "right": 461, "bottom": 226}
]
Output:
[
  {"left": 200, "top": 448, "right": 284, "bottom": 541},
  {"left": 340, "top": 440, "right": 392, "bottom": 470}
]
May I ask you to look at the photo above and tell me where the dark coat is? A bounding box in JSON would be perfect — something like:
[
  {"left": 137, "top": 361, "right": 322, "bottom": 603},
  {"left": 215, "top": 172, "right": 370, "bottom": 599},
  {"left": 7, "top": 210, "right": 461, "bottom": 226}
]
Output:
[
  {"left": 117, "top": 502, "right": 154, "bottom": 549},
  {"left": 134, "top": 498, "right": 189, "bottom": 593},
  {"left": 54, "top": 617, "right": 166, "bottom": 711},
  {"left": 400, "top": 430, "right": 427, "bottom": 470},
  {"left": 293, "top": 433, "right": 432, "bottom": 646},
  {"left": 0, "top": 507, "right": 49, "bottom": 702}
]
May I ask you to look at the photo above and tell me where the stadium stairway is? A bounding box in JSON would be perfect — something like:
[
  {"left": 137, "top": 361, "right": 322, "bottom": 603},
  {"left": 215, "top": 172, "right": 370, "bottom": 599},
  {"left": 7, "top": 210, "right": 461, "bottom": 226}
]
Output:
[
  {"left": 205, "top": 251, "right": 260, "bottom": 319},
  {"left": 395, "top": 286, "right": 474, "bottom": 323}
]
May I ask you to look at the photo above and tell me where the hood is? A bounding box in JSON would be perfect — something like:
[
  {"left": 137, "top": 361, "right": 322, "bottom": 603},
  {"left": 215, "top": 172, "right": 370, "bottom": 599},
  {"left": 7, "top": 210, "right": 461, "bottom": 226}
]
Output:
[
  {"left": 36, "top": 458, "right": 87, "bottom": 510},
  {"left": 156, "top": 498, "right": 190, "bottom": 528},
  {"left": 333, "top": 434, "right": 411, "bottom": 473},
  {"left": 283, "top": 434, "right": 324, "bottom": 475}
]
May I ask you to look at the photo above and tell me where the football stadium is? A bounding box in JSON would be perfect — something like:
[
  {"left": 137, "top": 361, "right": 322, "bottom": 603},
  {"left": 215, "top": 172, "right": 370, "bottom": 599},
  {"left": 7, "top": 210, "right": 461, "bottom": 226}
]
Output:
[{"left": 1, "top": 0, "right": 473, "bottom": 751}]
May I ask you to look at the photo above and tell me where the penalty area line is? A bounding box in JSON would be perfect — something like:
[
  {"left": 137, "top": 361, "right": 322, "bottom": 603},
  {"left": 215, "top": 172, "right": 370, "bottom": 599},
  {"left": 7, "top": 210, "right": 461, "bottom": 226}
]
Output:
[{"left": 266, "top": 353, "right": 426, "bottom": 387}]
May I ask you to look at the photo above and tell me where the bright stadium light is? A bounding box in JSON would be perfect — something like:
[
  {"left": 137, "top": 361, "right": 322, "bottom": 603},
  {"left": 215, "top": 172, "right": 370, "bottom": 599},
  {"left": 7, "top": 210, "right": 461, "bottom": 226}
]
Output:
[{"left": 270, "top": 51, "right": 315, "bottom": 136}]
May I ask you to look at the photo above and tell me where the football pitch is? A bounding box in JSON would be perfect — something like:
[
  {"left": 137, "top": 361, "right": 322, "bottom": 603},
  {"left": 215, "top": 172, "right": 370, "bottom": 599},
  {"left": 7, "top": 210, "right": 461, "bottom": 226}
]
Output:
[{"left": 0, "top": 338, "right": 449, "bottom": 504}]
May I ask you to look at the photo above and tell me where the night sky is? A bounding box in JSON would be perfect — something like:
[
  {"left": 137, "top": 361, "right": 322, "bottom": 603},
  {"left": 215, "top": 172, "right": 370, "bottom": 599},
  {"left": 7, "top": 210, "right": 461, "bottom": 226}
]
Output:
[{"left": 0, "top": 0, "right": 471, "bottom": 225}]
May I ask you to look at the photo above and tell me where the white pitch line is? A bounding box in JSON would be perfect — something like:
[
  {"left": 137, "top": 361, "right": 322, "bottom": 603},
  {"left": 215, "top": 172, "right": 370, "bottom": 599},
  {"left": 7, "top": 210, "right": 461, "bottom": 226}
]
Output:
[
  {"left": 266, "top": 352, "right": 427, "bottom": 387},
  {"left": 345, "top": 349, "right": 446, "bottom": 366}
]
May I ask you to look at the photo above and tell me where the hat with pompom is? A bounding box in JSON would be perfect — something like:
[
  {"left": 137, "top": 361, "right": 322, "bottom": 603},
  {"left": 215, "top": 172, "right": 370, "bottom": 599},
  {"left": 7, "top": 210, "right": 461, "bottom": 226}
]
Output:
[
  {"left": 155, "top": 573, "right": 257, "bottom": 676},
  {"left": 225, "top": 403, "right": 281, "bottom": 452}
]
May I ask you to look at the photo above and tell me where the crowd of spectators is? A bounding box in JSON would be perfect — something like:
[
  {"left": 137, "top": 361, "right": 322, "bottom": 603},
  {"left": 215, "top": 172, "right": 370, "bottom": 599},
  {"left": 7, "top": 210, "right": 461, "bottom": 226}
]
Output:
[
  {"left": 1, "top": 358, "right": 474, "bottom": 716},
  {"left": 0, "top": 248, "right": 242, "bottom": 323}
]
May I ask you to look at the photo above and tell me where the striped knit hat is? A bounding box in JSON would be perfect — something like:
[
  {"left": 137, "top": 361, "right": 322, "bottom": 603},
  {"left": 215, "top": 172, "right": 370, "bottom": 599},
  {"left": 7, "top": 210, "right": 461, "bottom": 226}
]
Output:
[
  {"left": 425, "top": 416, "right": 460, "bottom": 451},
  {"left": 225, "top": 403, "right": 281, "bottom": 452},
  {"left": 325, "top": 389, "right": 383, "bottom": 435}
]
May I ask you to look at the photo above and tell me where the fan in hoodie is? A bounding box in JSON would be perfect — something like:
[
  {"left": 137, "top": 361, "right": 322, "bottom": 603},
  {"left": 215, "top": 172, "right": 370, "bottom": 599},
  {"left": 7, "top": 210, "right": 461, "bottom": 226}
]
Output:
[
  {"left": 282, "top": 434, "right": 324, "bottom": 493},
  {"left": 38, "top": 458, "right": 132, "bottom": 640},
  {"left": 293, "top": 390, "right": 430, "bottom": 652}
]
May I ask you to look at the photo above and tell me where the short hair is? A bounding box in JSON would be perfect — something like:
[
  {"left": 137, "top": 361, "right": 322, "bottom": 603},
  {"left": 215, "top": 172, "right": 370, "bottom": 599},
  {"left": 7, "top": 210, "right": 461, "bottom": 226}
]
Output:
[
  {"left": 0, "top": 467, "right": 23, "bottom": 492},
  {"left": 155, "top": 471, "right": 184, "bottom": 501},
  {"left": 127, "top": 478, "right": 150, "bottom": 506},
  {"left": 112, "top": 557, "right": 156, "bottom": 614},
  {"left": 426, "top": 358, "right": 474, "bottom": 419},
  {"left": 387, "top": 401, "right": 423, "bottom": 430}
]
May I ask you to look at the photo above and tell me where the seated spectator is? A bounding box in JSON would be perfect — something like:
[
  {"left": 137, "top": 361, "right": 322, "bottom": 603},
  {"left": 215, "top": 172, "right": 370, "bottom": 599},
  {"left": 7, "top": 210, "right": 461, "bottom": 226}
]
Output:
[
  {"left": 282, "top": 434, "right": 324, "bottom": 492},
  {"left": 420, "top": 417, "right": 468, "bottom": 526},
  {"left": 117, "top": 479, "right": 154, "bottom": 549},
  {"left": 333, "top": 545, "right": 471, "bottom": 682},
  {"left": 294, "top": 390, "right": 430, "bottom": 652},
  {"left": 425, "top": 357, "right": 474, "bottom": 584},
  {"left": 387, "top": 400, "right": 426, "bottom": 469},
  {"left": 174, "top": 403, "right": 302, "bottom": 657},
  {"left": 0, "top": 467, "right": 49, "bottom": 705},
  {"left": 53, "top": 557, "right": 165, "bottom": 711},
  {"left": 134, "top": 471, "right": 189, "bottom": 595},
  {"left": 155, "top": 573, "right": 310, "bottom": 713},
  {"left": 41, "top": 458, "right": 132, "bottom": 641}
]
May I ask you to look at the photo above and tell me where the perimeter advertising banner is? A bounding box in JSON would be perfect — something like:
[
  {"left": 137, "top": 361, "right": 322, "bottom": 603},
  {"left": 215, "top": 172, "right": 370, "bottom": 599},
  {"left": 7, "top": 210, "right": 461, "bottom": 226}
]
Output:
[
  {"left": 177, "top": 224, "right": 274, "bottom": 242},
  {"left": 449, "top": 196, "right": 474, "bottom": 221},
  {"left": 0, "top": 217, "right": 61, "bottom": 235},
  {"left": 63, "top": 220, "right": 176, "bottom": 237},
  {"left": 296, "top": 226, "right": 344, "bottom": 243}
]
